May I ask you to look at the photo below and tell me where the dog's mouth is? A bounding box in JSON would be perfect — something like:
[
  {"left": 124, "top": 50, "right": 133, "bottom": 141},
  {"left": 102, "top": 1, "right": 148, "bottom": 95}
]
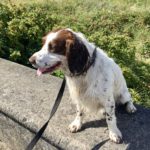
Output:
[{"left": 37, "top": 62, "right": 61, "bottom": 76}]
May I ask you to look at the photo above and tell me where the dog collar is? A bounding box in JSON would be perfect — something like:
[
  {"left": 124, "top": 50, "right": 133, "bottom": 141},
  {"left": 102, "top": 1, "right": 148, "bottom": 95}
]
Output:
[
  {"left": 86, "top": 47, "right": 97, "bottom": 70},
  {"left": 72, "top": 47, "right": 97, "bottom": 76}
]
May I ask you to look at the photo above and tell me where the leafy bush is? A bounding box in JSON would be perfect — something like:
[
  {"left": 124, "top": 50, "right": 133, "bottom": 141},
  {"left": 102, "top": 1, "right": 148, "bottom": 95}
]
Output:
[
  {"left": 0, "top": 0, "right": 149, "bottom": 107},
  {"left": 0, "top": 3, "right": 11, "bottom": 57}
]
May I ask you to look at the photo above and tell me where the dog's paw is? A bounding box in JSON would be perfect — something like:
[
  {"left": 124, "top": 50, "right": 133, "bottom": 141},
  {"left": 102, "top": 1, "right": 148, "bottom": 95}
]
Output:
[
  {"left": 69, "top": 120, "right": 82, "bottom": 133},
  {"left": 126, "top": 102, "right": 137, "bottom": 113},
  {"left": 109, "top": 130, "right": 122, "bottom": 143}
]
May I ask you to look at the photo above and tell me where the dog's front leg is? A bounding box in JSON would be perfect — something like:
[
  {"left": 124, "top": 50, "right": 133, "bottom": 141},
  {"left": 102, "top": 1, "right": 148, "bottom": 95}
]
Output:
[
  {"left": 104, "top": 97, "right": 122, "bottom": 143},
  {"left": 69, "top": 103, "right": 82, "bottom": 133}
]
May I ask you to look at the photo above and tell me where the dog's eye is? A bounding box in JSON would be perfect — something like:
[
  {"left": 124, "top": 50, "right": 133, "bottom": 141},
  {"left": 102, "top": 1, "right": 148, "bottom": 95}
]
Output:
[
  {"left": 48, "top": 43, "right": 56, "bottom": 52},
  {"left": 48, "top": 43, "right": 52, "bottom": 50}
]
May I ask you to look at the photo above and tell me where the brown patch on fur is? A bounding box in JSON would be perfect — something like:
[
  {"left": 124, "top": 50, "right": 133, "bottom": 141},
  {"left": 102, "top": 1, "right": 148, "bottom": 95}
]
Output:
[
  {"left": 42, "top": 28, "right": 66, "bottom": 45},
  {"left": 50, "top": 29, "right": 74, "bottom": 55},
  {"left": 42, "top": 29, "right": 74, "bottom": 55}
]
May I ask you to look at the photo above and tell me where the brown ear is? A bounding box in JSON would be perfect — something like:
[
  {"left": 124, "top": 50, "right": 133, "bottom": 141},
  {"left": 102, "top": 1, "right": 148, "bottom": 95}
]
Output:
[{"left": 66, "top": 37, "right": 89, "bottom": 75}]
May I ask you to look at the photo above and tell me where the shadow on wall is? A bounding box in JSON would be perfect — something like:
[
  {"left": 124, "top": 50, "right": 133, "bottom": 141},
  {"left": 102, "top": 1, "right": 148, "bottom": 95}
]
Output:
[{"left": 81, "top": 105, "right": 150, "bottom": 150}]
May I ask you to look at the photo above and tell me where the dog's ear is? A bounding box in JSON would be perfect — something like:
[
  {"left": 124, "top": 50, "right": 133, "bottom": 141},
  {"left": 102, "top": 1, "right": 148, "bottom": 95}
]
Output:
[{"left": 66, "top": 37, "right": 89, "bottom": 75}]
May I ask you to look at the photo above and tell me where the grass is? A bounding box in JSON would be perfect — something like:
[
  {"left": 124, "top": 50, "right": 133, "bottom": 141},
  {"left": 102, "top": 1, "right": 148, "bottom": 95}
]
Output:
[{"left": 0, "top": 0, "right": 149, "bottom": 107}]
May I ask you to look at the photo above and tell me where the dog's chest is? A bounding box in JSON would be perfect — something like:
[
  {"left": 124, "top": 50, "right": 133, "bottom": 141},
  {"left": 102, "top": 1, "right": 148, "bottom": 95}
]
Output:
[
  {"left": 66, "top": 77, "right": 88, "bottom": 99},
  {"left": 66, "top": 77, "right": 104, "bottom": 111}
]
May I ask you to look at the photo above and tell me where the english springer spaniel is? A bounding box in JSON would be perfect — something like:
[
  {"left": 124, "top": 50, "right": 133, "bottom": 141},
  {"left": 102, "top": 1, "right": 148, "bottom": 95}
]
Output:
[{"left": 29, "top": 28, "right": 136, "bottom": 143}]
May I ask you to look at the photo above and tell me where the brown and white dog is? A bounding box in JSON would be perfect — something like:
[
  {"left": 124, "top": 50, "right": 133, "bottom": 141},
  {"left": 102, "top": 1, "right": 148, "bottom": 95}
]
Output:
[{"left": 29, "top": 28, "right": 136, "bottom": 143}]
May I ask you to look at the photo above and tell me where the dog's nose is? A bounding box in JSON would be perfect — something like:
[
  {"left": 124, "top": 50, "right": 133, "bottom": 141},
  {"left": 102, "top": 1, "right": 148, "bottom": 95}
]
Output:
[{"left": 29, "top": 55, "right": 36, "bottom": 65}]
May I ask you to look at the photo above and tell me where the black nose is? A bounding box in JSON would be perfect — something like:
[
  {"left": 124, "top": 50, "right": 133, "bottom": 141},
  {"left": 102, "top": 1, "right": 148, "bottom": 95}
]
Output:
[{"left": 29, "top": 56, "right": 36, "bottom": 65}]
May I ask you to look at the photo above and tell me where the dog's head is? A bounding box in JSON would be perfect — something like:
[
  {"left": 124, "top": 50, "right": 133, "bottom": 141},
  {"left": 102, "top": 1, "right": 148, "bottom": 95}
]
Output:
[{"left": 29, "top": 28, "right": 90, "bottom": 76}]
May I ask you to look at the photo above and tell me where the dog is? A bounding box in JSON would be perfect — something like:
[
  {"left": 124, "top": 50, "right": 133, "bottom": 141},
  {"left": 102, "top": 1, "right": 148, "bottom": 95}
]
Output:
[{"left": 29, "top": 28, "right": 137, "bottom": 143}]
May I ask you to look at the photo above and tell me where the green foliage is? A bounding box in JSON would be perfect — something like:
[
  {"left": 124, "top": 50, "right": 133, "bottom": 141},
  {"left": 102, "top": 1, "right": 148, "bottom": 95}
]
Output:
[
  {"left": 0, "top": 2, "right": 59, "bottom": 65},
  {"left": 0, "top": 0, "right": 149, "bottom": 107},
  {"left": 52, "top": 70, "right": 64, "bottom": 79},
  {"left": 0, "top": 3, "right": 11, "bottom": 57}
]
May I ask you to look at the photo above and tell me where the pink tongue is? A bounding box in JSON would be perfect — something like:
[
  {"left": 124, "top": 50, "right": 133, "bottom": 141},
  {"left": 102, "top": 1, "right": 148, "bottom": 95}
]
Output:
[
  {"left": 37, "top": 68, "right": 46, "bottom": 76},
  {"left": 37, "top": 69, "right": 42, "bottom": 76}
]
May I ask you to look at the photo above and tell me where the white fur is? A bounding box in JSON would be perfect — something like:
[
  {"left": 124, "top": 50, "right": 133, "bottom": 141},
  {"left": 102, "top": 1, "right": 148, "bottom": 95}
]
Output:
[{"left": 30, "top": 29, "right": 137, "bottom": 143}]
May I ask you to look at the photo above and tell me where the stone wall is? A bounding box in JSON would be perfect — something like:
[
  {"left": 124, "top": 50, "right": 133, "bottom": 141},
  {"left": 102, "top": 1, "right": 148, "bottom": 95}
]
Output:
[{"left": 0, "top": 58, "right": 150, "bottom": 150}]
